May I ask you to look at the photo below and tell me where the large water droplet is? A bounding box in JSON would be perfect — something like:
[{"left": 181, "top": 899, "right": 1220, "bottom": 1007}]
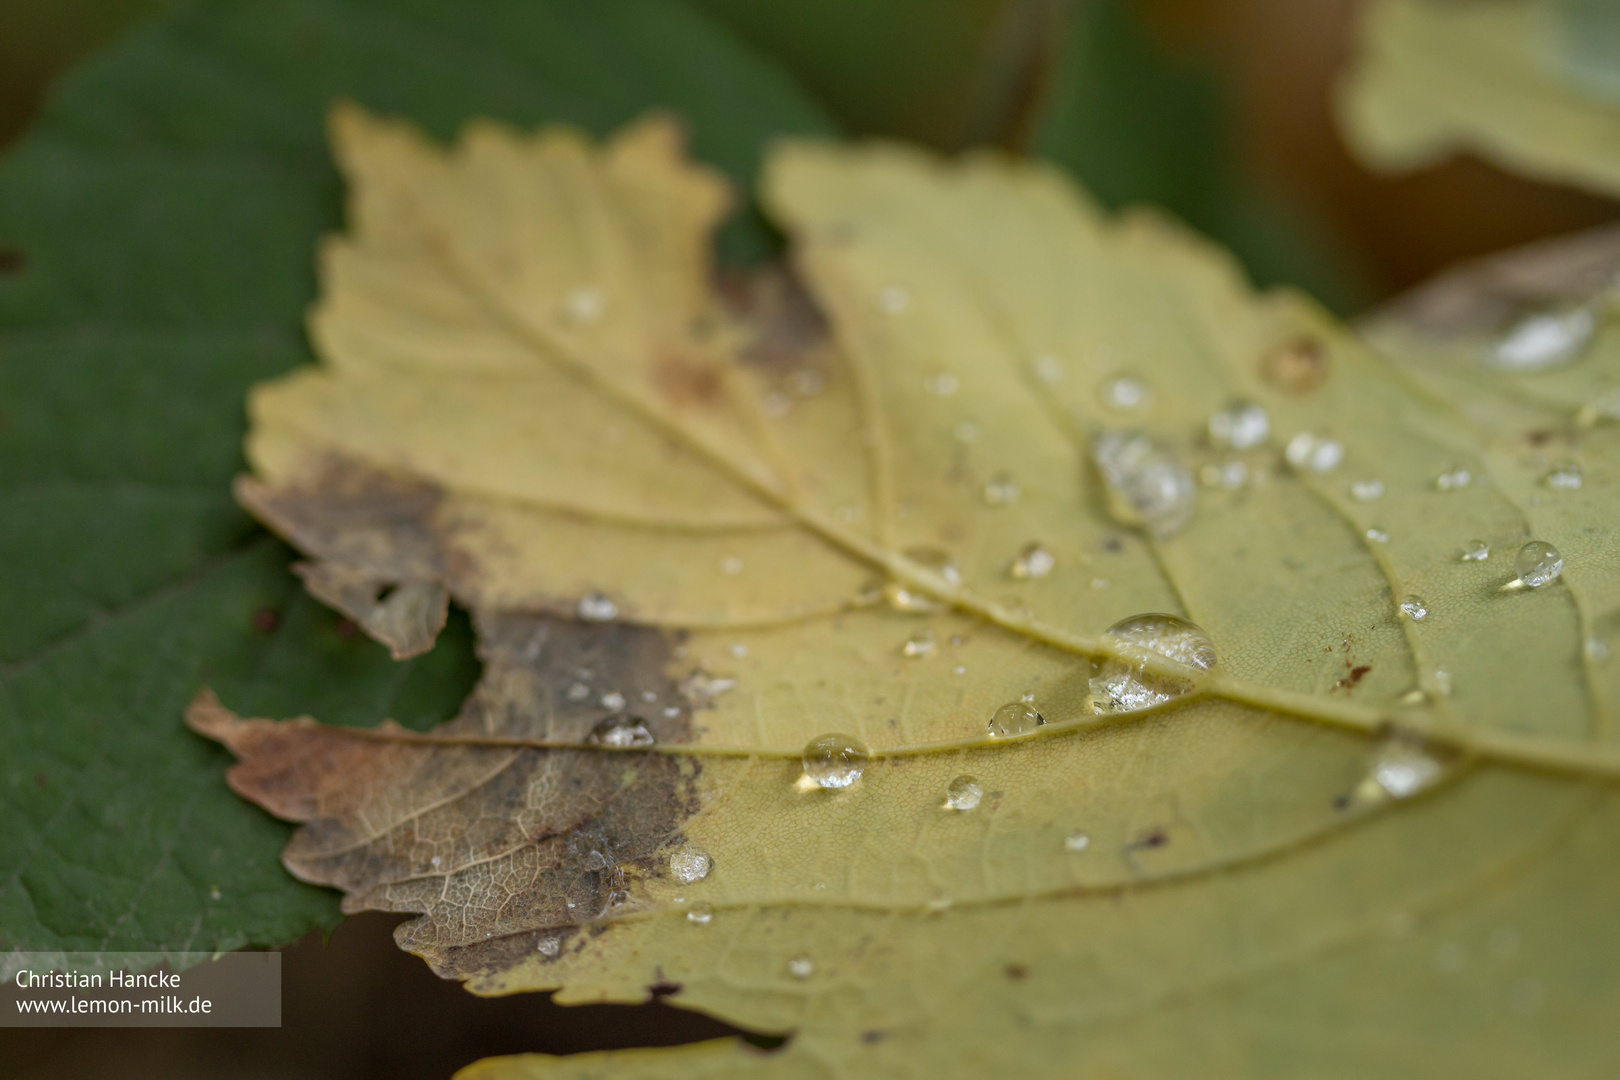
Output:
[
  {"left": 577, "top": 592, "right": 618, "bottom": 621},
  {"left": 1461, "top": 539, "right": 1490, "bottom": 562},
  {"left": 982, "top": 472, "right": 1020, "bottom": 506},
  {"left": 1089, "top": 614, "right": 1218, "bottom": 714},
  {"left": 1365, "top": 734, "right": 1448, "bottom": 800},
  {"left": 1544, "top": 461, "right": 1583, "bottom": 490},
  {"left": 587, "top": 715, "right": 655, "bottom": 748},
  {"left": 1101, "top": 376, "right": 1150, "bottom": 411},
  {"left": 1092, "top": 431, "right": 1196, "bottom": 538},
  {"left": 1512, "top": 540, "right": 1563, "bottom": 589},
  {"left": 902, "top": 629, "right": 936, "bottom": 658},
  {"left": 987, "top": 701, "right": 1044, "bottom": 738},
  {"left": 1284, "top": 432, "right": 1344, "bottom": 474},
  {"left": 1398, "top": 595, "right": 1428, "bottom": 622},
  {"left": 1207, "top": 402, "right": 1270, "bottom": 449},
  {"left": 801, "top": 734, "right": 869, "bottom": 789},
  {"left": 943, "top": 775, "right": 983, "bottom": 811},
  {"left": 1488, "top": 306, "right": 1595, "bottom": 371},
  {"left": 669, "top": 848, "right": 712, "bottom": 885},
  {"left": 1009, "top": 542, "right": 1055, "bottom": 579}
]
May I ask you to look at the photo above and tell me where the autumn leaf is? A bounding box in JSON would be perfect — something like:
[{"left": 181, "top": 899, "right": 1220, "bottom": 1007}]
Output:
[
  {"left": 192, "top": 105, "right": 1620, "bottom": 1077},
  {"left": 1339, "top": 0, "right": 1620, "bottom": 198}
]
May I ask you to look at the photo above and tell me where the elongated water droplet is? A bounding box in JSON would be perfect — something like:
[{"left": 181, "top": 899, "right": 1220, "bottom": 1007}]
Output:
[
  {"left": 1064, "top": 831, "right": 1091, "bottom": 852},
  {"left": 686, "top": 903, "right": 714, "bottom": 925},
  {"left": 1089, "top": 614, "right": 1218, "bottom": 714},
  {"left": 902, "top": 629, "right": 936, "bottom": 658},
  {"left": 1285, "top": 432, "right": 1344, "bottom": 474},
  {"left": 577, "top": 592, "right": 618, "bottom": 621},
  {"left": 1461, "top": 539, "right": 1490, "bottom": 562},
  {"left": 987, "top": 701, "right": 1044, "bottom": 738},
  {"left": 801, "top": 734, "right": 869, "bottom": 789},
  {"left": 1350, "top": 479, "right": 1384, "bottom": 501},
  {"left": 1398, "top": 595, "right": 1428, "bottom": 621},
  {"left": 1092, "top": 431, "right": 1195, "bottom": 538},
  {"left": 1514, "top": 540, "right": 1564, "bottom": 588},
  {"left": 1009, "top": 542, "right": 1055, "bottom": 579},
  {"left": 587, "top": 715, "right": 655, "bottom": 748},
  {"left": 1435, "top": 468, "right": 1471, "bottom": 490},
  {"left": 787, "top": 954, "right": 814, "bottom": 980},
  {"left": 982, "top": 472, "right": 1020, "bottom": 505},
  {"left": 682, "top": 670, "right": 737, "bottom": 704},
  {"left": 1207, "top": 401, "right": 1270, "bottom": 449},
  {"left": 943, "top": 775, "right": 983, "bottom": 811},
  {"left": 1101, "top": 376, "right": 1150, "bottom": 411},
  {"left": 1544, "top": 461, "right": 1583, "bottom": 490},
  {"left": 1488, "top": 306, "right": 1595, "bottom": 371},
  {"left": 669, "top": 848, "right": 712, "bottom": 885}
]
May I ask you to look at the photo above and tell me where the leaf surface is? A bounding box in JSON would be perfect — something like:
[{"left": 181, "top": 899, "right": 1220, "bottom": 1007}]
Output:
[{"left": 194, "top": 108, "right": 1620, "bottom": 1077}]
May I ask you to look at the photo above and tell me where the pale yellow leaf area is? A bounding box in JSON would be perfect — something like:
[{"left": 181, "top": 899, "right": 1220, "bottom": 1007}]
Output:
[
  {"left": 1338, "top": 0, "right": 1620, "bottom": 198},
  {"left": 232, "top": 105, "right": 1620, "bottom": 1078}
]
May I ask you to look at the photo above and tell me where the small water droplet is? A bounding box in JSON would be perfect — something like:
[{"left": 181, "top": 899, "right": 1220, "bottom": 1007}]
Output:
[
  {"left": 663, "top": 705, "right": 681, "bottom": 718},
  {"left": 566, "top": 682, "right": 591, "bottom": 702},
  {"left": 1199, "top": 460, "right": 1249, "bottom": 489},
  {"left": 1350, "top": 479, "right": 1384, "bottom": 501},
  {"left": 903, "top": 546, "right": 962, "bottom": 586},
  {"left": 1101, "top": 376, "right": 1150, "bottom": 411},
  {"left": 953, "top": 420, "right": 980, "bottom": 444},
  {"left": 1031, "top": 354, "right": 1064, "bottom": 384},
  {"left": 1513, "top": 540, "right": 1564, "bottom": 588},
  {"left": 953, "top": 665, "right": 967, "bottom": 675},
  {"left": 730, "top": 642, "right": 748, "bottom": 658},
  {"left": 430, "top": 856, "right": 441, "bottom": 868},
  {"left": 1587, "top": 637, "right": 1611, "bottom": 663},
  {"left": 787, "top": 954, "right": 814, "bottom": 979},
  {"left": 1398, "top": 595, "right": 1428, "bottom": 621},
  {"left": 577, "top": 592, "right": 618, "bottom": 621},
  {"left": 1089, "top": 614, "right": 1217, "bottom": 714},
  {"left": 988, "top": 701, "right": 1044, "bottom": 738},
  {"left": 682, "top": 670, "right": 737, "bottom": 704},
  {"left": 669, "top": 848, "right": 713, "bottom": 885},
  {"left": 943, "top": 775, "right": 983, "bottom": 811},
  {"left": 1262, "top": 336, "right": 1331, "bottom": 394},
  {"left": 562, "top": 287, "right": 606, "bottom": 324},
  {"left": 720, "top": 556, "right": 743, "bottom": 575},
  {"left": 924, "top": 372, "right": 959, "bottom": 396},
  {"left": 1488, "top": 306, "right": 1595, "bottom": 371},
  {"left": 1366, "top": 528, "right": 1390, "bottom": 544},
  {"left": 1090, "top": 577, "right": 1110, "bottom": 590},
  {"left": 801, "top": 734, "right": 869, "bottom": 789},
  {"left": 1430, "top": 667, "right": 1454, "bottom": 696},
  {"left": 1577, "top": 385, "right": 1620, "bottom": 427},
  {"left": 587, "top": 715, "right": 654, "bottom": 748},
  {"left": 1284, "top": 432, "right": 1344, "bottom": 474},
  {"left": 209, "top": 886, "right": 221, "bottom": 901},
  {"left": 982, "top": 472, "right": 1020, "bottom": 505},
  {"left": 1543, "top": 461, "right": 1583, "bottom": 490},
  {"left": 902, "top": 629, "right": 936, "bottom": 658},
  {"left": 878, "top": 285, "right": 910, "bottom": 313},
  {"left": 686, "top": 903, "right": 714, "bottom": 925},
  {"left": 1366, "top": 733, "right": 1447, "bottom": 799},
  {"left": 1092, "top": 431, "right": 1195, "bottom": 538},
  {"left": 1009, "top": 542, "right": 1055, "bottom": 579},
  {"left": 790, "top": 369, "right": 825, "bottom": 396},
  {"left": 1207, "top": 401, "right": 1270, "bottom": 449},
  {"left": 883, "top": 583, "right": 948, "bottom": 613},
  {"left": 599, "top": 690, "right": 627, "bottom": 711},
  {"left": 537, "top": 936, "right": 561, "bottom": 957},
  {"left": 1435, "top": 468, "right": 1472, "bottom": 490},
  {"left": 1461, "top": 539, "right": 1490, "bottom": 562},
  {"left": 1064, "top": 831, "right": 1091, "bottom": 852}
]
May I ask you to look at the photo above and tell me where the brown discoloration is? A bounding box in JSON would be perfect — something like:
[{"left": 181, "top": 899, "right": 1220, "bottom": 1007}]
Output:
[
  {"left": 650, "top": 350, "right": 726, "bottom": 410},
  {"left": 1334, "top": 665, "right": 1372, "bottom": 693},
  {"left": 1261, "top": 336, "right": 1331, "bottom": 395},
  {"left": 187, "top": 612, "right": 699, "bottom": 983},
  {"left": 295, "top": 562, "right": 448, "bottom": 660},
  {"left": 0, "top": 248, "right": 23, "bottom": 276},
  {"left": 720, "top": 263, "right": 829, "bottom": 371}
]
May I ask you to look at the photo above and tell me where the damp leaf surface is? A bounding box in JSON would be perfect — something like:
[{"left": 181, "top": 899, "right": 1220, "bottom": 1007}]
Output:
[{"left": 200, "top": 111, "right": 1620, "bottom": 1078}]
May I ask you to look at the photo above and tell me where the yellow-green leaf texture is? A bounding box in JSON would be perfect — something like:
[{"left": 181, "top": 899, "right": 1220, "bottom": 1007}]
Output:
[{"left": 223, "top": 105, "right": 1620, "bottom": 1079}]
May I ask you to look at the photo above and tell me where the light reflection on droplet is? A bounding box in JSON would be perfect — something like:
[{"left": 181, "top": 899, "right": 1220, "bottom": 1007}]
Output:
[
  {"left": 1092, "top": 431, "right": 1196, "bottom": 538},
  {"left": 1207, "top": 401, "right": 1270, "bottom": 449},
  {"left": 987, "top": 701, "right": 1044, "bottom": 738},
  {"left": 1009, "top": 542, "right": 1055, "bottom": 579},
  {"left": 1284, "top": 432, "right": 1344, "bottom": 474},
  {"left": 943, "top": 776, "right": 983, "bottom": 811},
  {"left": 801, "top": 733, "right": 869, "bottom": 789},
  {"left": 1089, "top": 614, "right": 1217, "bottom": 714},
  {"left": 1350, "top": 479, "right": 1384, "bottom": 501}
]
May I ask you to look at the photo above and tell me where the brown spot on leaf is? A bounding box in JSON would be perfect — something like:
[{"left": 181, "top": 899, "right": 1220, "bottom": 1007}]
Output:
[
  {"left": 0, "top": 248, "right": 23, "bottom": 276},
  {"left": 1261, "top": 336, "right": 1331, "bottom": 395},
  {"left": 1335, "top": 665, "right": 1373, "bottom": 693},
  {"left": 187, "top": 612, "right": 699, "bottom": 982},
  {"left": 651, "top": 351, "right": 726, "bottom": 410},
  {"left": 251, "top": 607, "right": 281, "bottom": 634},
  {"left": 1004, "top": 964, "right": 1028, "bottom": 981},
  {"left": 720, "top": 264, "right": 829, "bottom": 371}
]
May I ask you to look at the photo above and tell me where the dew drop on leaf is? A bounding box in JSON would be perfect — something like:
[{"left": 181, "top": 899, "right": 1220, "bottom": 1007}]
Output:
[
  {"left": 924, "top": 372, "right": 959, "bottom": 396},
  {"left": 566, "top": 681, "right": 591, "bottom": 702},
  {"left": 587, "top": 715, "right": 655, "bottom": 748},
  {"left": 1461, "top": 539, "right": 1490, "bottom": 561},
  {"left": 1367, "top": 528, "right": 1390, "bottom": 544},
  {"left": 599, "top": 691, "right": 627, "bottom": 711},
  {"left": 577, "top": 591, "right": 618, "bottom": 621},
  {"left": 1284, "top": 432, "right": 1344, "bottom": 475},
  {"left": 1435, "top": 468, "right": 1472, "bottom": 490},
  {"left": 1588, "top": 637, "right": 1612, "bottom": 664},
  {"left": 1398, "top": 595, "right": 1429, "bottom": 621},
  {"left": 1207, "top": 401, "right": 1270, "bottom": 449},
  {"left": 1030, "top": 353, "right": 1064, "bottom": 384},
  {"left": 1513, "top": 541, "right": 1564, "bottom": 588},
  {"left": 902, "top": 629, "right": 936, "bottom": 658},
  {"left": 1487, "top": 306, "right": 1595, "bottom": 371},
  {"left": 1366, "top": 734, "right": 1447, "bottom": 799},
  {"left": 1544, "top": 461, "right": 1583, "bottom": 490},
  {"left": 669, "top": 848, "right": 712, "bottom": 885},
  {"left": 787, "top": 954, "right": 814, "bottom": 980},
  {"left": 1089, "top": 614, "right": 1218, "bottom": 715},
  {"left": 1009, "top": 542, "right": 1055, "bottom": 580},
  {"left": 801, "top": 734, "right": 869, "bottom": 789},
  {"left": 987, "top": 701, "right": 1044, "bottom": 738},
  {"left": 1350, "top": 478, "right": 1384, "bottom": 501},
  {"left": 1092, "top": 431, "right": 1196, "bottom": 538},
  {"left": 1064, "top": 831, "right": 1091, "bottom": 852},
  {"left": 902, "top": 546, "right": 962, "bottom": 586},
  {"left": 982, "top": 471, "right": 1020, "bottom": 506},
  {"left": 1100, "top": 375, "right": 1150, "bottom": 411},
  {"left": 537, "top": 936, "right": 561, "bottom": 958},
  {"left": 943, "top": 776, "right": 983, "bottom": 811},
  {"left": 686, "top": 903, "right": 714, "bottom": 926},
  {"left": 1199, "top": 461, "right": 1248, "bottom": 489}
]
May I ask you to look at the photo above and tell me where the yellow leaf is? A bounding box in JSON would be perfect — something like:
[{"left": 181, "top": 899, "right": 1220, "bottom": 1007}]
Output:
[{"left": 197, "top": 105, "right": 1620, "bottom": 1077}]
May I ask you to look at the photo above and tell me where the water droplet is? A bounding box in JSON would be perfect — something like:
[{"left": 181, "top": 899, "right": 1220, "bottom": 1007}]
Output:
[
  {"left": 208, "top": 886, "right": 221, "bottom": 901},
  {"left": 1435, "top": 468, "right": 1472, "bottom": 490},
  {"left": 670, "top": 848, "right": 712, "bottom": 885},
  {"left": 1366, "top": 528, "right": 1390, "bottom": 544},
  {"left": 686, "top": 903, "right": 714, "bottom": 925},
  {"left": 1398, "top": 595, "right": 1428, "bottom": 621},
  {"left": 1350, "top": 479, "right": 1384, "bottom": 501},
  {"left": 566, "top": 682, "right": 591, "bottom": 702},
  {"left": 1262, "top": 336, "right": 1331, "bottom": 394},
  {"left": 1367, "top": 733, "right": 1447, "bottom": 799},
  {"left": 878, "top": 285, "right": 910, "bottom": 314},
  {"left": 1089, "top": 614, "right": 1218, "bottom": 714},
  {"left": 587, "top": 715, "right": 655, "bottom": 748},
  {"left": 987, "top": 701, "right": 1044, "bottom": 738},
  {"left": 1587, "top": 637, "right": 1611, "bottom": 663},
  {"left": 1092, "top": 431, "right": 1196, "bottom": 538},
  {"left": 982, "top": 472, "right": 1020, "bottom": 506},
  {"left": 537, "top": 936, "right": 561, "bottom": 957},
  {"left": 682, "top": 670, "right": 737, "bottom": 704},
  {"left": 1543, "top": 461, "right": 1583, "bottom": 490},
  {"left": 787, "top": 954, "right": 814, "bottom": 979},
  {"left": 903, "top": 546, "right": 962, "bottom": 586},
  {"left": 1064, "top": 831, "right": 1091, "bottom": 852},
  {"left": 953, "top": 420, "right": 980, "bottom": 444},
  {"left": 1090, "top": 577, "right": 1110, "bottom": 590},
  {"left": 1488, "top": 306, "right": 1595, "bottom": 371},
  {"left": 943, "top": 775, "right": 983, "bottom": 811},
  {"left": 902, "top": 630, "right": 936, "bottom": 658},
  {"left": 730, "top": 642, "right": 748, "bottom": 658},
  {"left": 1031, "top": 353, "right": 1064, "bottom": 385},
  {"left": 562, "top": 287, "right": 606, "bottom": 324},
  {"left": 1101, "top": 376, "right": 1150, "bottom": 411},
  {"left": 924, "top": 372, "right": 959, "bottom": 396},
  {"left": 953, "top": 665, "right": 967, "bottom": 675},
  {"left": 1577, "top": 385, "right": 1620, "bottom": 427},
  {"left": 1207, "top": 401, "right": 1270, "bottom": 449},
  {"left": 720, "top": 556, "right": 743, "bottom": 576},
  {"left": 1513, "top": 540, "right": 1564, "bottom": 588},
  {"left": 1199, "top": 460, "right": 1249, "bottom": 489},
  {"left": 662, "top": 705, "right": 681, "bottom": 718},
  {"left": 599, "top": 690, "right": 627, "bottom": 711},
  {"left": 642, "top": 690, "right": 657, "bottom": 703},
  {"left": 1284, "top": 432, "right": 1344, "bottom": 474},
  {"left": 883, "top": 583, "right": 948, "bottom": 614},
  {"left": 1009, "top": 542, "right": 1055, "bottom": 579},
  {"left": 577, "top": 592, "right": 618, "bottom": 621},
  {"left": 1461, "top": 539, "right": 1490, "bottom": 562},
  {"left": 1430, "top": 667, "right": 1454, "bottom": 696},
  {"left": 801, "top": 734, "right": 869, "bottom": 789}
]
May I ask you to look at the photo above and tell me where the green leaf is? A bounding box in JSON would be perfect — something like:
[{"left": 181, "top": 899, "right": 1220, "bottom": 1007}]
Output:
[{"left": 0, "top": 0, "right": 836, "bottom": 954}]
